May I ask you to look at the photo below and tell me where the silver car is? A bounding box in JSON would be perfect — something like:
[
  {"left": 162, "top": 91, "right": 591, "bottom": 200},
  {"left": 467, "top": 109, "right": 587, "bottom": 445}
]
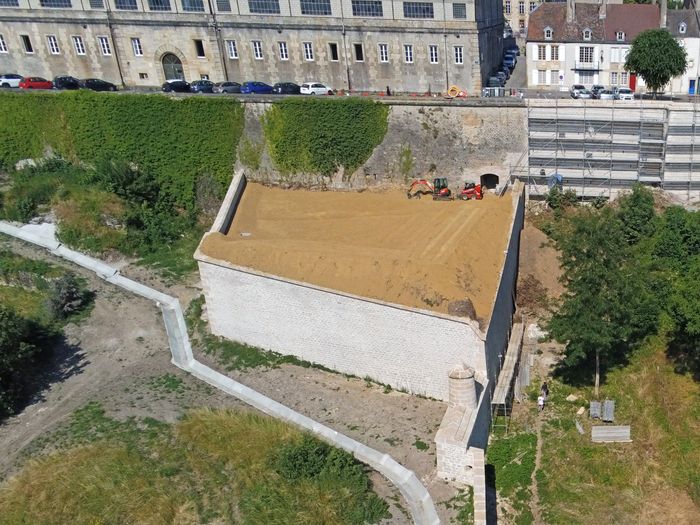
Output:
[
  {"left": 598, "top": 89, "right": 615, "bottom": 100},
  {"left": 577, "top": 88, "right": 593, "bottom": 99},
  {"left": 616, "top": 87, "right": 635, "bottom": 101}
]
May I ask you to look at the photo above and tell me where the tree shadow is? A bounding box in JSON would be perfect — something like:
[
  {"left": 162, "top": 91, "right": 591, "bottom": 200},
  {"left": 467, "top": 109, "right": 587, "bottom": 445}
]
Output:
[
  {"left": 551, "top": 341, "right": 633, "bottom": 390},
  {"left": 5, "top": 333, "right": 88, "bottom": 421},
  {"left": 666, "top": 337, "right": 700, "bottom": 382}
]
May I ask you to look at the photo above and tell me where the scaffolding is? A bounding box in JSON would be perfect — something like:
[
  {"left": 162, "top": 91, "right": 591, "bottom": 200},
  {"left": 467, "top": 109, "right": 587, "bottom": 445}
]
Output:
[{"left": 513, "top": 98, "right": 700, "bottom": 200}]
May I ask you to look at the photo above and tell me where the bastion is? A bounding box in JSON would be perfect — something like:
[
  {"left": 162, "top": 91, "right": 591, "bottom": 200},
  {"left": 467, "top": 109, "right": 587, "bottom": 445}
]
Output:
[{"left": 195, "top": 173, "right": 524, "bottom": 403}]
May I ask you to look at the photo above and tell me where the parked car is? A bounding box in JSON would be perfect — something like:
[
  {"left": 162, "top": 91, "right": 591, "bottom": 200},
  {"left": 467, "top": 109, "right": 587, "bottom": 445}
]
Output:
[
  {"left": 213, "top": 81, "right": 241, "bottom": 93},
  {"left": 591, "top": 84, "right": 605, "bottom": 98},
  {"left": 503, "top": 55, "right": 516, "bottom": 70},
  {"left": 499, "top": 65, "right": 511, "bottom": 80},
  {"left": 190, "top": 79, "right": 214, "bottom": 94},
  {"left": 486, "top": 76, "right": 502, "bottom": 88},
  {"left": 495, "top": 71, "right": 507, "bottom": 85},
  {"left": 506, "top": 45, "right": 520, "bottom": 56},
  {"left": 82, "top": 78, "right": 117, "bottom": 91},
  {"left": 598, "top": 89, "right": 616, "bottom": 100},
  {"left": 615, "top": 87, "right": 635, "bottom": 101},
  {"left": 0, "top": 73, "right": 23, "bottom": 88},
  {"left": 300, "top": 82, "right": 334, "bottom": 95},
  {"left": 576, "top": 88, "right": 593, "bottom": 99},
  {"left": 162, "top": 79, "right": 191, "bottom": 93},
  {"left": 53, "top": 75, "right": 81, "bottom": 90},
  {"left": 570, "top": 84, "right": 586, "bottom": 98},
  {"left": 272, "top": 82, "right": 301, "bottom": 94},
  {"left": 19, "top": 77, "right": 53, "bottom": 89},
  {"left": 240, "top": 81, "right": 274, "bottom": 94}
]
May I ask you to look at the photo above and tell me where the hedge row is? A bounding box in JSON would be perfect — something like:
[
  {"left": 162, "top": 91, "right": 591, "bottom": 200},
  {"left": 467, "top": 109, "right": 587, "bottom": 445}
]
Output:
[
  {"left": 0, "top": 91, "right": 245, "bottom": 207},
  {"left": 262, "top": 98, "right": 389, "bottom": 176}
]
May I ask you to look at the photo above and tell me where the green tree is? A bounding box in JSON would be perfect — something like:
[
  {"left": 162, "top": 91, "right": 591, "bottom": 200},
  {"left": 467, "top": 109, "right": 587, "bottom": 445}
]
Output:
[
  {"left": 548, "top": 209, "right": 658, "bottom": 396},
  {"left": 625, "top": 29, "right": 687, "bottom": 94},
  {"left": 0, "top": 305, "right": 41, "bottom": 418},
  {"left": 617, "top": 183, "right": 656, "bottom": 245}
]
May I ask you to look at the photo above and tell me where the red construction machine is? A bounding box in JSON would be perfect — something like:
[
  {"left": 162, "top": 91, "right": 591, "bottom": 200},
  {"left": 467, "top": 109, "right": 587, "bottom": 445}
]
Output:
[
  {"left": 406, "top": 178, "right": 453, "bottom": 200},
  {"left": 458, "top": 182, "right": 484, "bottom": 200}
]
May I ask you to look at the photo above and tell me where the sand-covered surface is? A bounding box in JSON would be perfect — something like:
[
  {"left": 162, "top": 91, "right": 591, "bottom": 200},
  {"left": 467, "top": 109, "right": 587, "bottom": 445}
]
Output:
[{"left": 199, "top": 183, "right": 514, "bottom": 322}]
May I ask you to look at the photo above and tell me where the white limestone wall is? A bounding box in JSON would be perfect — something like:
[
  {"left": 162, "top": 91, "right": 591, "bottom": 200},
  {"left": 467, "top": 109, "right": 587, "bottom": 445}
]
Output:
[{"left": 198, "top": 258, "right": 485, "bottom": 401}]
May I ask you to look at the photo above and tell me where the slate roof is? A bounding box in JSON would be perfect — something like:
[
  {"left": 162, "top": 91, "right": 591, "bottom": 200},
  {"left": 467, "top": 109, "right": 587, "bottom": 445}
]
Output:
[
  {"left": 666, "top": 9, "right": 700, "bottom": 38},
  {"left": 527, "top": 2, "right": 660, "bottom": 43}
]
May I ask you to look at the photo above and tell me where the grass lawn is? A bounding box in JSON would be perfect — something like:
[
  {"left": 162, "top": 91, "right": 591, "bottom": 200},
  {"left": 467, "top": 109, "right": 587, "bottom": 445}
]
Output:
[
  {"left": 536, "top": 336, "right": 700, "bottom": 524},
  {"left": 0, "top": 404, "right": 390, "bottom": 525}
]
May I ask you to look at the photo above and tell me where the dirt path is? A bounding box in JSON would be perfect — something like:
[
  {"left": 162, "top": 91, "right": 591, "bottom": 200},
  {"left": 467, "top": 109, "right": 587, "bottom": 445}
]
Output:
[{"left": 530, "top": 413, "right": 544, "bottom": 525}]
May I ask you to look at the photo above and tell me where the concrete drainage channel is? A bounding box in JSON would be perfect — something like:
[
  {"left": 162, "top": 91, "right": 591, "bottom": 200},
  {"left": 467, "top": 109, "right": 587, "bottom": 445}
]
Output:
[{"left": 0, "top": 220, "right": 441, "bottom": 525}]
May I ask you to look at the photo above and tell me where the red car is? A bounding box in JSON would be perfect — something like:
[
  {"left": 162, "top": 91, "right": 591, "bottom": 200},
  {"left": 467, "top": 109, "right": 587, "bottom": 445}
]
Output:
[{"left": 18, "top": 77, "right": 53, "bottom": 89}]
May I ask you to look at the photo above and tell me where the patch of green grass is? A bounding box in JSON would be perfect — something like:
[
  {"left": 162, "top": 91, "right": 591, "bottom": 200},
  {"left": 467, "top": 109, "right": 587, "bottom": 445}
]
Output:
[
  {"left": 7, "top": 404, "right": 389, "bottom": 525},
  {"left": 537, "top": 336, "right": 700, "bottom": 524},
  {"left": 135, "top": 225, "right": 204, "bottom": 282},
  {"left": 413, "top": 438, "right": 429, "bottom": 451},
  {"left": 148, "top": 373, "right": 187, "bottom": 394},
  {"left": 0, "top": 286, "right": 47, "bottom": 320},
  {"left": 487, "top": 431, "right": 536, "bottom": 525},
  {"left": 441, "top": 488, "right": 474, "bottom": 524}
]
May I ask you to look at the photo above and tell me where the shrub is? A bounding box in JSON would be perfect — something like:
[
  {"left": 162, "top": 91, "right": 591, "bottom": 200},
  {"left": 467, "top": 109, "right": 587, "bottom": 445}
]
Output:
[{"left": 48, "top": 274, "right": 89, "bottom": 320}]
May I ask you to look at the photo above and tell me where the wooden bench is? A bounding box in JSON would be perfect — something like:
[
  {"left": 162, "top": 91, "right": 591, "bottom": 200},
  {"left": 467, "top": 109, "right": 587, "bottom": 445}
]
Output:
[{"left": 591, "top": 425, "right": 631, "bottom": 443}]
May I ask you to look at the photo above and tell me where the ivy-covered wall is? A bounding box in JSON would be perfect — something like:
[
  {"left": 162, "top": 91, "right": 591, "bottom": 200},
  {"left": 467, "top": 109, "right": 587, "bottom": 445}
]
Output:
[
  {"left": 262, "top": 98, "right": 389, "bottom": 176},
  {"left": 0, "top": 92, "right": 244, "bottom": 207}
]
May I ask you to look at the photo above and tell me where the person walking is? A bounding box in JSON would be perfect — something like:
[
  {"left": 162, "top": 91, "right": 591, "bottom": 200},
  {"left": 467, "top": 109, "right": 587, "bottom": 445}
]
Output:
[
  {"left": 541, "top": 382, "right": 549, "bottom": 400},
  {"left": 537, "top": 394, "right": 545, "bottom": 412}
]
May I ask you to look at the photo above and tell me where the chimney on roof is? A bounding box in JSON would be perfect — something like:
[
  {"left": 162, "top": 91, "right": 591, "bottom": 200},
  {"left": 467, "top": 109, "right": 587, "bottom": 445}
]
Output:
[
  {"left": 567, "top": 0, "right": 576, "bottom": 24},
  {"left": 660, "top": 0, "right": 668, "bottom": 28},
  {"left": 599, "top": 0, "right": 606, "bottom": 20}
]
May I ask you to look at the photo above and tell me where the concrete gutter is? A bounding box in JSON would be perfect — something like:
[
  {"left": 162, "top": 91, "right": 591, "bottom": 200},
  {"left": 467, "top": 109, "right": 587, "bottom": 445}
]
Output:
[{"left": 0, "top": 220, "right": 441, "bottom": 525}]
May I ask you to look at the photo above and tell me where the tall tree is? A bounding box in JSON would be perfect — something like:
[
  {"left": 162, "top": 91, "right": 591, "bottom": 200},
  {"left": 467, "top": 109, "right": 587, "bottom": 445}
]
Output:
[
  {"left": 617, "top": 183, "right": 656, "bottom": 245},
  {"left": 625, "top": 29, "right": 687, "bottom": 94},
  {"left": 547, "top": 209, "right": 657, "bottom": 396}
]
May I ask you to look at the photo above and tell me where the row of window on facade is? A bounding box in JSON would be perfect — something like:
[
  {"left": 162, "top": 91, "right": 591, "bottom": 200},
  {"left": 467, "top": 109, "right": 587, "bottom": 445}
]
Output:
[
  {"left": 0, "top": 32, "right": 114, "bottom": 56},
  {"left": 224, "top": 40, "right": 467, "bottom": 64},
  {"left": 0, "top": 0, "right": 469, "bottom": 18},
  {"left": 542, "top": 27, "right": 626, "bottom": 43},
  {"left": 535, "top": 44, "right": 629, "bottom": 63},
  {"left": 536, "top": 69, "right": 629, "bottom": 86},
  {"left": 504, "top": 0, "right": 539, "bottom": 16},
  {"left": 0, "top": 32, "right": 467, "bottom": 65}
]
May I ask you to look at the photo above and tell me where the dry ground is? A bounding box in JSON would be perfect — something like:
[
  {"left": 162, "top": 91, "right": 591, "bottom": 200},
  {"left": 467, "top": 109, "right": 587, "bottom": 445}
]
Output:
[
  {"left": 200, "top": 183, "right": 514, "bottom": 322},
  {"left": 0, "top": 235, "right": 463, "bottom": 524}
]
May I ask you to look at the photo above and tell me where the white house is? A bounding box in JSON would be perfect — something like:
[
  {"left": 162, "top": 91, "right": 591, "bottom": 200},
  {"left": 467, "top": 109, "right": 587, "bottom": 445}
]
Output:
[
  {"left": 526, "top": 0, "right": 660, "bottom": 91},
  {"left": 667, "top": 10, "right": 700, "bottom": 95}
]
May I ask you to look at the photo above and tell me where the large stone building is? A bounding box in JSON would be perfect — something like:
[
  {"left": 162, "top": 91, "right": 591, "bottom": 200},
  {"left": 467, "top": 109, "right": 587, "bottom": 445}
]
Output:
[
  {"left": 503, "top": 0, "right": 541, "bottom": 38},
  {"left": 0, "top": 0, "right": 503, "bottom": 92}
]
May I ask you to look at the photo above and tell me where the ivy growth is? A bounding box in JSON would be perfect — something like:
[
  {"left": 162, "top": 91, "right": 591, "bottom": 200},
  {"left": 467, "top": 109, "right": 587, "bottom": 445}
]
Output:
[{"left": 262, "top": 98, "right": 388, "bottom": 176}]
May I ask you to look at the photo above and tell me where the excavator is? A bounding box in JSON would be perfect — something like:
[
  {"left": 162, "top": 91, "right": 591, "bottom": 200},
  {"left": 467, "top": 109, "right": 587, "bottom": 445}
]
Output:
[
  {"left": 406, "top": 178, "right": 452, "bottom": 200},
  {"left": 407, "top": 178, "right": 483, "bottom": 201}
]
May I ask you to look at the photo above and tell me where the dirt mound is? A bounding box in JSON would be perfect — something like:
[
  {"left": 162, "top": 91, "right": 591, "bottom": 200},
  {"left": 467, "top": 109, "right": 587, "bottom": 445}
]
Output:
[
  {"left": 199, "top": 183, "right": 515, "bottom": 321},
  {"left": 518, "top": 223, "right": 564, "bottom": 308}
]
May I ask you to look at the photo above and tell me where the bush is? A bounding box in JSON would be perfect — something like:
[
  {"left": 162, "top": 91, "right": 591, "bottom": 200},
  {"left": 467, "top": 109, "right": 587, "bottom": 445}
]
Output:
[
  {"left": 48, "top": 274, "right": 89, "bottom": 320},
  {"left": 0, "top": 91, "right": 244, "bottom": 208},
  {"left": 0, "top": 305, "right": 43, "bottom": 419},
  {"left": 263, "top": 98, "right": 388, "bottom": 176}
]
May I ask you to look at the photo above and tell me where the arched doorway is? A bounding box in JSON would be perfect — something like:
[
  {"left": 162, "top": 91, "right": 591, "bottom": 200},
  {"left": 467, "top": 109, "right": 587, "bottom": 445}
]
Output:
[
  {"left": 480, "top": 173, "right": 500, "bottom": 189},
  {"left": 162, "top": 53, "right": 184, "bottom": 81}
]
